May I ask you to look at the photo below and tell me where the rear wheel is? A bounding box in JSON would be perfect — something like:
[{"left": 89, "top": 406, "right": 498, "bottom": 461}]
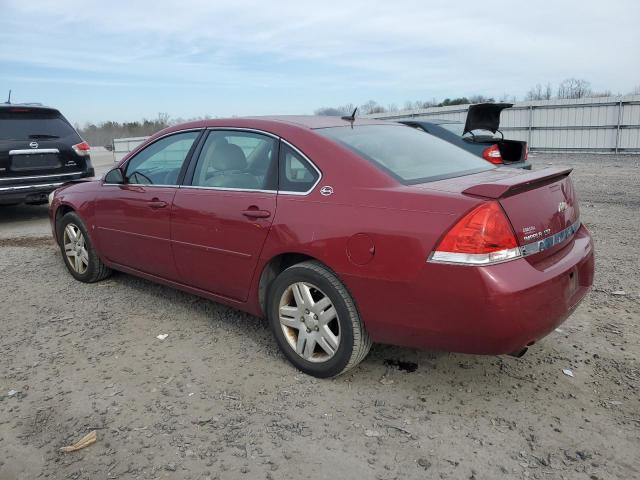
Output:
[
  {"left": 57, "top": 212, "right": 111, "bottom": 283},
  {"left": 267, "top": 261, "right": 371, "bottom": 377}
]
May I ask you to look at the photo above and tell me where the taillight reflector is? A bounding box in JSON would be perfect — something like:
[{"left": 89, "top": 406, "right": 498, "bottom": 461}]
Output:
[
  {"left": 429, "top": 202, "right": 521, "bottom": 265},
  {"left": 482, "top": 144, "right": 503, "bottom": 165}
]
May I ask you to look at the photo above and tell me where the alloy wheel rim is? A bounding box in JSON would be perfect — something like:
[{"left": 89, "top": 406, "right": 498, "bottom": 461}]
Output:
[
  {"left": 279, "top": 282, "right": 341, "bottom": 363},
  {"left": 63, "top": 223, "right": 89, "bottom": 274}
]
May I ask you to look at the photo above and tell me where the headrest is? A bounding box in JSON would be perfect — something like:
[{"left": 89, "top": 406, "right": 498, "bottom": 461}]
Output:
[{"left": 212, "top": 143, "right": 247, "bottom": 171}]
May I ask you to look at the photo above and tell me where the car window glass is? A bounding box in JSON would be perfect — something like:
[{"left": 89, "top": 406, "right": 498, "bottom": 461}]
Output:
[
  {"left": 318, "top": 124, "right": 493, "bottom": 184},
  {"left": 0, "top": 110, "right": 79, "bottom": 141},
  {"left": 279, "top": 144, "right": 319, "bottom": 193},
  {"left": 191, "top": 131, "right": 277, "bottom": 190},
  {"left": 125, "top": 131, "right": 199, "bottom": 186}
]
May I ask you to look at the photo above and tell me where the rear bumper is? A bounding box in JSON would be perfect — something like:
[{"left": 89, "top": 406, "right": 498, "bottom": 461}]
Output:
[
  {"left": 348, "top": 225, "right": 594, "bottom": 355},
  {"left": 0, "top": 169, "right": 94, "bottom": 205}
]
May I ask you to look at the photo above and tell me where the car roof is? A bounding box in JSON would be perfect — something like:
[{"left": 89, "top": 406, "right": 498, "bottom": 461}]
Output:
[{"left": 0, "top": 103, "right": 60, "bottom": 114}]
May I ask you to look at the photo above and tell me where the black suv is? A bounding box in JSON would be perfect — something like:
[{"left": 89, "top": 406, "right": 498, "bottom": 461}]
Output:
[{"left": 0, "top": 104, "right": 94, "bottom": 205}]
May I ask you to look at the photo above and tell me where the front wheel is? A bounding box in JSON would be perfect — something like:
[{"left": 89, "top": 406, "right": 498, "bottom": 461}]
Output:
[
  {"left": 267, "top": 261, "right": 372, "bottom": 378},
  {"left": 57, "top": 212, "right": 112, "bottom": 283}
]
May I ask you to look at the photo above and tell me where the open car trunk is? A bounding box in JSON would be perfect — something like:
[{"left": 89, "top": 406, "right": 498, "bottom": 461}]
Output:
[{"left": 497, "top": 139, "right": 526, "bottom": 163}]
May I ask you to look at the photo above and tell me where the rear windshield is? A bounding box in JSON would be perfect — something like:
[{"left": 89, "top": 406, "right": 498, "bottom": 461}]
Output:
[
  {"left": 0, "top": 110, "right": 78, "bottom": 141},
  {"left": 439, "top": 122, "right": 497, "bottom": 138},
  {"left": 318, "top": 124, "right": 493, "bottom": 184}
]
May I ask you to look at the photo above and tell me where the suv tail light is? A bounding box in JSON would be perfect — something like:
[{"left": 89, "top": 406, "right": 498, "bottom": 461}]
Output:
[
  {"left": 482, "top": 144, "right": 503, "bottom": 165},
  {"left": 72, "top": 141, "right": 91, "bottom": 156},
  {"left": 524, "top": 143, "right": 529, "bottom": 160},
  {"left": 429, "top": 202, "right": 521, "bottom": 265}
]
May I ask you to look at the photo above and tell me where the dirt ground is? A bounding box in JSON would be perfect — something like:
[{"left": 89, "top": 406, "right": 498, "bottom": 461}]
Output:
[{"left": 1, "top": 152, "right": 638, "bottom": 480}]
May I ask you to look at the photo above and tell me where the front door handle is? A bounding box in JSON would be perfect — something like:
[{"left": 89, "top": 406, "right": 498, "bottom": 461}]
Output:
[
  {"left": 242, "top": 208, "right": 271, "bottom": 219},
  {"left": 148, "top": 200, "right": 168, "bottom": 209}
]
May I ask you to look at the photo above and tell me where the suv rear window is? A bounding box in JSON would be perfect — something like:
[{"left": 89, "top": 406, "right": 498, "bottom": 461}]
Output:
[
  {"left": 318, "top": 124, "right": 493, "bottom": 184},
  {"left": 0, "top": 110, "right": 78, "bottom": 141}
]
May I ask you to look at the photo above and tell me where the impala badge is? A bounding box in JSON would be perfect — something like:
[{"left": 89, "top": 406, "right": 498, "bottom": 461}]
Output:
[
  {"left": 29, "top": 141, "right": 39, "bottom": 149},
  {"left": 558, "top": 201, "right": 567, "bottom": 213},
  {"left": 320, "top": 186, "right": 334, "bottom": 196}
]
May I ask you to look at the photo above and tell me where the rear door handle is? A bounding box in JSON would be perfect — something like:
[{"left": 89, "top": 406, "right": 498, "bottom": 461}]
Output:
[
  {"left": 148, "top": 200, "right": 168, "bottom": 209},
  {"left": 242, "top": 209, "right": 271, "bottom": 219}
]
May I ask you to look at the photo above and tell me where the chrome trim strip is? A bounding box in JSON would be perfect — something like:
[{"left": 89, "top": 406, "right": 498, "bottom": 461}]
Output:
[
  {"left": 180, "top": 185, "right": 276, "bottom": 194},
  {"left": 0, "top": 171, "right": 85, "bottom": 182},
  {"left": 9, "top": 148, "right": 60, "bottom": 155},
  {"left": 520, "top": 219, "right": 581, "bottom": 257},
  {"left": 0, "top": 182, "right": 63, "bottom": 192},
  {"left": 102, "top": 183, "right": 177, "bottom": 188}
]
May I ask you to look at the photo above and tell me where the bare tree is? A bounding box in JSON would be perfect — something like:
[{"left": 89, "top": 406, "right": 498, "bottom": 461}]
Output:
[
  {"left": 360, "top": 100, "right": 386, "bottom": 115},
  {"left": 526, "top": 83, "right": 553, "bottom": 101},
  {"left": 630, "top": 85, "right": 640, "bottom": 95},
  {"left": 314, "top": 104, "right": 356, "bottom": 116},
  {"left": 557, "top": 78, "right": 591, "bottom": 99}
]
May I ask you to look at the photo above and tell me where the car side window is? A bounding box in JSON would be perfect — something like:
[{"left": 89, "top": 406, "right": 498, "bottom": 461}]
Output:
[
  {"left": 190, "top": 131, "right": 277, "bottom": 190},
  {"left": 279, "top": 144, "right": 319, "bottom": 193},
  {"left": 125, "top": 131, "right": 199, "bottom": 186}
]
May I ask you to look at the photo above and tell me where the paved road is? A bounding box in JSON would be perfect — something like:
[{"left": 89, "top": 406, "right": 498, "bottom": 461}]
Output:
[{"left": 0, "top": 148, "right": 115, "bottom": 239}]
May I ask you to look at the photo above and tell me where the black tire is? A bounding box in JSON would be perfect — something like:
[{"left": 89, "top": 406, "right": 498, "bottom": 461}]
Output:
[
  {"left": 267, "top": 261, "right": 372, "bottom": 378},
  {"left": 57, "top": 211, "right": 112, "bottom": 283}
]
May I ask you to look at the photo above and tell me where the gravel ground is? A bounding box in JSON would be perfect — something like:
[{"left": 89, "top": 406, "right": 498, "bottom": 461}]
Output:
[{"left": 1, "top": 153, "right": 638, "bottom": 480}]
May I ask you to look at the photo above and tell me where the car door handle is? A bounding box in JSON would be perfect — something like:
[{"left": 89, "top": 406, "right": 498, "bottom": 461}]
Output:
[
  {"left": 242, "top": 208, "right": 271, "bottom": 219},
  {"left": 148, "top": 200, "right": 168, "bottom": 209}
]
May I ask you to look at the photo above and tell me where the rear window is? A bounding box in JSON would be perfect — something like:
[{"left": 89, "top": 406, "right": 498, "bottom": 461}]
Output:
[
  {"left": 0, "top": 110, "right": 78, "bottom": 141},
  {"left": 318, "top": 124, "right": 493, "bottom": 184},
  {"left": 439, "top": 123, "right": 497, "bottom": 138}
]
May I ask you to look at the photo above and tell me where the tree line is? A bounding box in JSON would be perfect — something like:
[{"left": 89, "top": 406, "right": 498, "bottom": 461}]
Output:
[{"left": 315, "top": 78, "right": 638, "bottom": 116}]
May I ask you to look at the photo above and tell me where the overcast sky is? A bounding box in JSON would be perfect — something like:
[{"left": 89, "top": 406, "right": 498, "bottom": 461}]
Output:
[{"left": 1, "top": 0, "right": 638, "bottom": 124}]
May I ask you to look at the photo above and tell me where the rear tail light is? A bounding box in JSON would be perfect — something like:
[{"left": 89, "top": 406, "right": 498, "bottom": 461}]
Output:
[
  {"left": 429, "top": 201, "right": 521, "bottom": 265},
  {"left": 482, "top": 144, "right": 503, "bottom": 165},
  {"left": 72, "top": 141, "right": 91, "bottom": 156},
  {"left": 524, "top": 143, "right": 529, "bottom": 161}
]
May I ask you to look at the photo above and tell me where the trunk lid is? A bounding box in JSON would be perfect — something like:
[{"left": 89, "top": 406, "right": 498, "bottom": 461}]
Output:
[
  {"left": 417, "top": 167, "right": 580, "bottom": 259},
  {"left": 463, "top": 102, "right": 513, "bottom": 135}
]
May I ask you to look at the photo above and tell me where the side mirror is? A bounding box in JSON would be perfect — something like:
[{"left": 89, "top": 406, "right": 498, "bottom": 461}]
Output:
[{"left": 104, "top": 167, "right": 125, "bottom": 184}]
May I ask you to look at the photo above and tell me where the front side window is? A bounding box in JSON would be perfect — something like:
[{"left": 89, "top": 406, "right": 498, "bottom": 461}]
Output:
[
  {"left": 318, "top": 124, "right": 493, "bottom": 184},
  {"left": 279, "top": 144, "right": 319, "bottom": 193},
  {"left": 125, "top": 131, "right": 199, "bottom": 186},
  {"left": 191, "top": 131, "right": 277, "bottom": 190}
]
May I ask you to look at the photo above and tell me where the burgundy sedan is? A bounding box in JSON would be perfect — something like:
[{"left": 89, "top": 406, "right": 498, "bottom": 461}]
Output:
[{"left": 49, "top": 116, "right": 594, "bottom": 377}]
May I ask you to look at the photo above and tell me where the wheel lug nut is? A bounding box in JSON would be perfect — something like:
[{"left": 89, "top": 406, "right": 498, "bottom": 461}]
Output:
[{"left": 306, "top": 328, "right": 311, "bottom": 333}]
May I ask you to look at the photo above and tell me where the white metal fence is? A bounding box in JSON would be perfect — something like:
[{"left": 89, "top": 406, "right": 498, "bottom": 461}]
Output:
[
  {"left": 112, "top": 136, "right": 148, "bottom": 162},
  {"left": 366, "top": 95, "right": 640, "bottom": 153}
]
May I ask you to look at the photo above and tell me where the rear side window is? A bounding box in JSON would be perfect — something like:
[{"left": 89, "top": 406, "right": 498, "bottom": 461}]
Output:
[
  {"left": 318, "top": 124, "right": 493, "bottom": 184},
  {"left": 190, "top": 130, "right": 278, "bottom": 190},
  {"left": 125, "top": 131, "right": 199, "bottom": 186},
  {"left": 279, "top": 144, "right": 319, "bottom": 193},
  {"left": 0, "top": 110, "right": 79, "bottom": 141}
]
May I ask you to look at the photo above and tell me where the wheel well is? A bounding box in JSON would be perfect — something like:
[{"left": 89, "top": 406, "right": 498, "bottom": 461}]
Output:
[
  {"left": 54, "top": 205, "right": 75, "bottom": 236},
  {"left": 258, "top": 253, "right": 316, "bottom": 315}
]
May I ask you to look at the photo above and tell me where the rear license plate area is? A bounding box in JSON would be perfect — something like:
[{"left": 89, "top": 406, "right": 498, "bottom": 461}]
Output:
[{"left": 11, "top": 154, "right": 61, "bottom": 171}]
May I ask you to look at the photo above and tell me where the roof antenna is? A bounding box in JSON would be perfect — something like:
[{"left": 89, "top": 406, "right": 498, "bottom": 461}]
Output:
[
  {"left": 341, "top": 107, "right": 357, "bottom": 123},
  {"left": 5, "top": 89, "right": 11, "bottom": 104}
]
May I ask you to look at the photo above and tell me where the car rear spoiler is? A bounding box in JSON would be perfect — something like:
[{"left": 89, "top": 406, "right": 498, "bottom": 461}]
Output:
[
  {"left": 463, "top": 102, "right": 513, "bottom": 135},
  {"left": 462, "top": 167, "right": 573, "bottom": 199}
]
